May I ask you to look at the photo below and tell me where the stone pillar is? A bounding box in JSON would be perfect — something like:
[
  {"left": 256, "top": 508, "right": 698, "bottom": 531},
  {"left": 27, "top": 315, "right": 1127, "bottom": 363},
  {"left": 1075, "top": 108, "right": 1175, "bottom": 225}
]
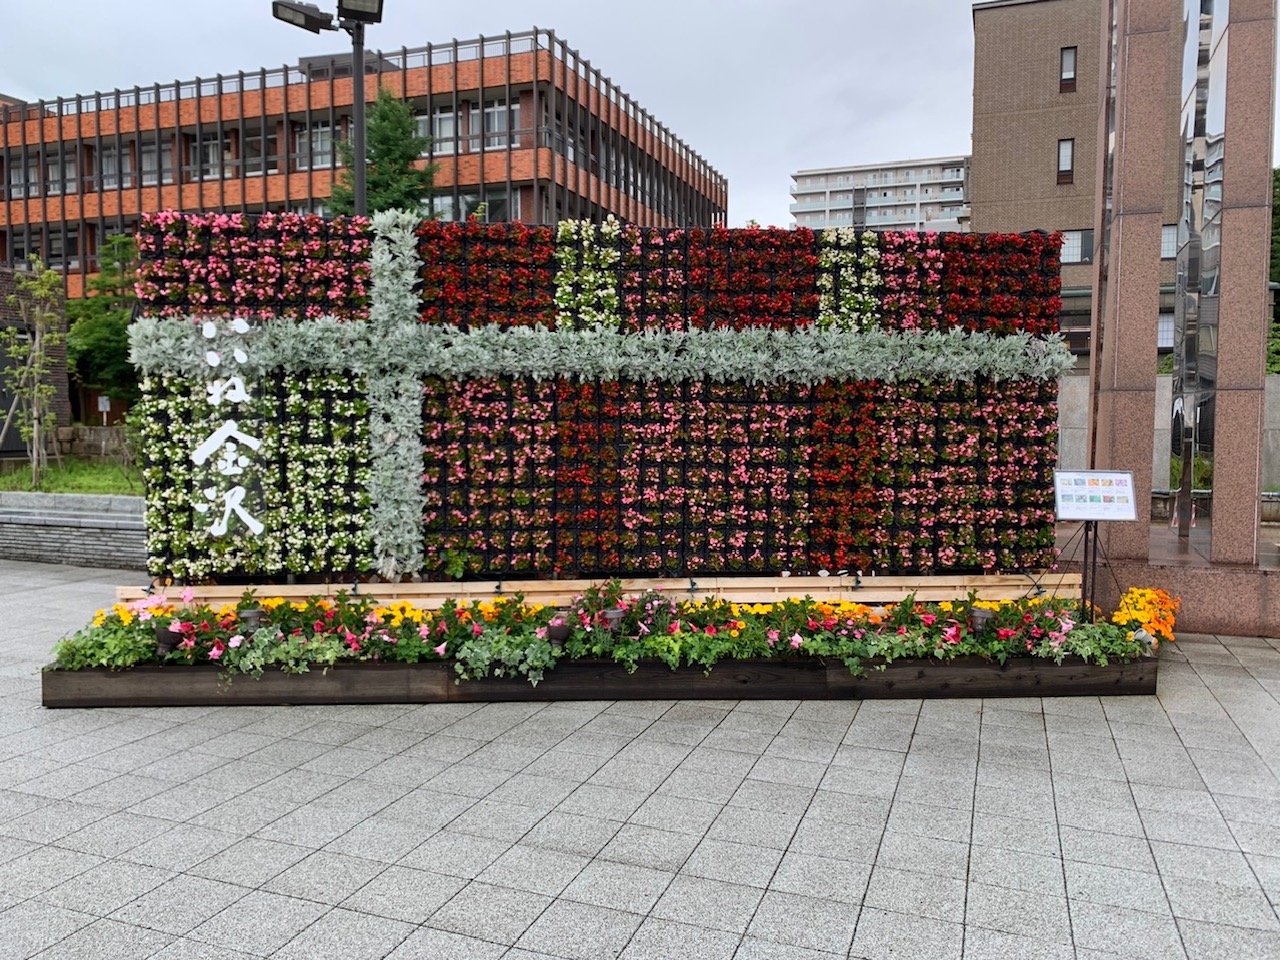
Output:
[
  {"left": 1089, "top": 0, "right": 1175, "bottom": 560},
  {"left": 1208, "top": 0, "right": 1276, "bottom": 564}
]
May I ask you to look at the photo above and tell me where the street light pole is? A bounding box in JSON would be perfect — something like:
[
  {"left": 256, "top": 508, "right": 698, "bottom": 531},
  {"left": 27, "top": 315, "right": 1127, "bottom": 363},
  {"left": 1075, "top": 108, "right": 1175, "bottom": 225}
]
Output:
[
  {"left": 347, "top": 19, "right": 366, "bottom": 216},
  {"left": 272, "top": 0, "right": 384, "bottom": 217}
]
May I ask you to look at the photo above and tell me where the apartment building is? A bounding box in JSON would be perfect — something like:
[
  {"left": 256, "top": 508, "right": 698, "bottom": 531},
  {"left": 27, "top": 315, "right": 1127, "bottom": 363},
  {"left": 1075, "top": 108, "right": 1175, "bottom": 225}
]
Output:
[
  {"left": 790, "top": 156, "right": 970, "bottom": 231},
  {"left": 0, "top": 29, "right": 728, "bottom": 298},
  {"left": 969, "top": 0, "right": 1181, "bottom": 356}
]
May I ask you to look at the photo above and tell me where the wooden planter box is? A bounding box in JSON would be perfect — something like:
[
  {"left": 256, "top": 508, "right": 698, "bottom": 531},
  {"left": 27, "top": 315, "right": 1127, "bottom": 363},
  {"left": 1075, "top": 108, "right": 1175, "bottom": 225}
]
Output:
[{"left": 42, "top": 654, "right": 1157, "bottom": 709}]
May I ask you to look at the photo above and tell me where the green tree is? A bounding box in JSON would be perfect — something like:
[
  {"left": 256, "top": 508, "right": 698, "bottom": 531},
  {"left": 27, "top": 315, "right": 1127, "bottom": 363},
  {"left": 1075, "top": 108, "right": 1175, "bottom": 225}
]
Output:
[
  {"left": 66, "top": 234, "right": 139, "bottom": 403},
  {"left": 1, "top": 257, "right": 66, "bottom": 486},
  {"left": 330, "top": 87, "right": 438, "bottom": 216}
]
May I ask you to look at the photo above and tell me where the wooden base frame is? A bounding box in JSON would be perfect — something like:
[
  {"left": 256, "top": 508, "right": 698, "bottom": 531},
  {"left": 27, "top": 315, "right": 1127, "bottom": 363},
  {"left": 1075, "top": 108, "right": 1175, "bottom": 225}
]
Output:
[{"left": 42, "top": 654, "right": 1157, "bottom": 709}]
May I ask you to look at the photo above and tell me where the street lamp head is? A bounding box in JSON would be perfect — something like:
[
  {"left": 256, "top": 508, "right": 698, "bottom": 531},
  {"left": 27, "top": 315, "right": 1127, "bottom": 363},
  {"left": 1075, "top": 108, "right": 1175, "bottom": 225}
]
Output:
[
  {"left": 272, "top": 0, "right": 335, "bottom": 32},
  {"left": 336, "top": 0, "right": 384, "bottom": 23}
]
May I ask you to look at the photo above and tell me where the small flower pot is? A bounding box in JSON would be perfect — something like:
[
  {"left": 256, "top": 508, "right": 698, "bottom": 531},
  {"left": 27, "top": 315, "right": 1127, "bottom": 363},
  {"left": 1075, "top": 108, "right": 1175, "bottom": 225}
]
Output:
[
  {"left": 238, "top": 608, "right": 265, "bottom": 632},
  {"left": 154, "top": 623, "right": 183, "bottom": 656},
  {"left": 603, "top": 608, "right": 626, "bottom": 632},
  {"left": 969, "top": 607, "right": 995, "bottom": 634},
  {"left": 546, "top": 623, "right": 571, "bottom": 648}
]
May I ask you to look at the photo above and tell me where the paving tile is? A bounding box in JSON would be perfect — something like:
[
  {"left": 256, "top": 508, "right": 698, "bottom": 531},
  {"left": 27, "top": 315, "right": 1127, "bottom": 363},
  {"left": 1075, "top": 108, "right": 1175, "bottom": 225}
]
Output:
[
  {"left": 597, "top": 823, "right": 701, "bottom": 872},
  {"left": 0, "top": 845, "right": 103, "bottom": 899},
  {"left": 769, "top": 850, "right": 870, "bottom": 905},
  {"left": 1177, "top": 917, "right": 1280, "bottom": 960},
  {"left": 133, "top": 783, "right": 239, "bottom": 824},
  {"left": 628, "top": 791, "right": 722, "bottom": 837},
  {"left": 322, "top": 815, "right": 434, "bottom": 865},
  {"left": 447, "top": 799, "right": 547, "bottom": 842},
  {"left": 0, "top": 900, "right": 95, "bottom": 958},
  {"left": 1064, "top": 858, "right": 1171, "bottom": 915},
  {"left": 111, "top": 874, "right": 252, "bottom": 937},
  {"left": 1150, "top": 839, "right": 1258, "bottom": 887},
  {"left": 38, "top": 859, "right": 173, "bottom": 917},
  {"left": 682, "top": 837, "right": 781, "bottom": 889},
  {"left": 617, "top": 917, "right": 738, "bottom": 960},
  {"left": 849, "top": 906, "right": 962, "bottom": 960},
  {"left": 1162, "top": 873, "right": 1280, "bottom": 930},
  {"left": 788, "top": 814, "right": 881, "bottom": 864},
  {"left": 272, "top": 907, "right": 416, "bottom": 960},
  {"left": 746, "top": 888, "right": 857, "bottom": 954},
  {"left": 515, "top": 899, "right": 642, "bottom": 960},
  {"left": 521, "top": 812, "right": 621, "bottom": 857},
  {"left": 970, "top": 812, "right": 1061, "bottom": 858},
  {"left": 965, "top": 881, "right": 1072, "bottom": 943},
  {"left": 862, "top": 865, "right": 966, "bottom": 924},
  {"left": 25, "top": 916, "right": 173, "bottom": 960},
  {"left": 427, "top": 881, "right": 552, "bottom": 945},
  {"left": 959, "top": 926, "right": 1076, "bottom": 960},
  {"left": 651, "top": 874, "right": 764, "bottom": 933},
  {"left": 187, "top": 836, "right": 311, "bottom": 887},
  {"left": 705, "top": 804, "right": 801, "bottom": 851},
  {"left": 146, "top": 938, "right": 259, "bottom": 960},
  {"left": 967, "top": 844, "right": 1064, "bottom": 896},
  {"left": 187, "top": 889, "right": 327, "bottom": 956},
  {"left": 560, "top": 858, "right": 673, "bottom": 914},
  {"left": 1070, "top": 900, "right": 1187, "bottom": 959},
  {"left": 339, "top": 865, "right": 466, "bottom": 924},
  {"left": 1140, "top": 809, "right": 1240, "bottom": 849},
  {"left": 654, "top": 768, "right": 742, "bottom": 805},
  {"left": 477, "top": 843, "right": 590, "bottom": 897},
  {"left": 1, "top": 799, "right": 109, "bottom": 844},
  {"left": 56, "top": 810, "right": 176, "bottom": 858},
  {"left": 874, "top": 830, "right": 969, "bottom": 881},
  {"left": 378, "top": 786, "right": 478, "bottom": 827},
  {"left": 398, "top": 830, "right": 512, "bottom": 879},
  {"left": 261, "top": 849, "right": 385, "bottom": 905},
  {"left": 557, "top": 782, "right": 649, "bottom": 821}
]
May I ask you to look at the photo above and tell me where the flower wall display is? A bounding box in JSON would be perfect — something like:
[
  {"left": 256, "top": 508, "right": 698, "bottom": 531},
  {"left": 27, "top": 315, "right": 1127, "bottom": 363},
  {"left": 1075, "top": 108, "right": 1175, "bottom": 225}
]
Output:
[
  {"left": 135, "top": 211, "right": 372, "bottom": 320},
  {"left": 135, "top": 372, "right": 371, "bottom": 578},
  {"left": 134, "top": 212, "right": 1069, "bottom": 581}
]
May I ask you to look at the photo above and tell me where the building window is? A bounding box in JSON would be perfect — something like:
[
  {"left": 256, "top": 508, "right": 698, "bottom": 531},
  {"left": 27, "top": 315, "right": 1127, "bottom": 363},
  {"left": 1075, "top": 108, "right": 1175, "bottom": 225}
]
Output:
[
  {"left": 47, "top": 228, "right": 79, "bottom": 270},
  {"left": 193, "top": 133, "right": 230, "bottom": 181},
  {"left": 431, "top": 187, "right": 520, "bottom": 223},
  {"left": 1161, "top": 224, "right": 1178, "bottom": 259},
  {"left": 468, "top": 99, "right": 519, "bottom": 150},
  {"left": 1061, "top": 229, "right": 1094, "bottom": 264},
  {"left": 11, "top": 230, "right": 41, "bottom": 264},
  {"left": 295, "top": 121, "right": 335, "bottom": 171},
  {"left": 418, "top": 106, "right": 457, "bottom": 155},
  {"left": 98, "top": 145, "right": 133, "bottom": 189},
  {"left": 139, "top": 139, "right": 174, "bottom": 185},
  {"left": 1057, "top": 139, "right": 1075, "bottom": 185},
  {"left": 6, "top": 155, "right": 39, "bottom": 199},
  {"left": 1157, "top": 312, "right": 1175, "bottom": 350},
  {"left": 1060, "top": 47, "right": 1077, "bottom": 93},
  {"left": 45, "top": 153, "right": 78, "bottom": 195},
  {"left": 242, "top": 125, "right": 278, "bottom": 176}
]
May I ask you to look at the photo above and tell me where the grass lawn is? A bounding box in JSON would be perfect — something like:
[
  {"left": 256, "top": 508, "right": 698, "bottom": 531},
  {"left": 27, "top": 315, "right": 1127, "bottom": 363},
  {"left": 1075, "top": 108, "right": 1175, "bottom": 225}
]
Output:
[{"left": 0, "top": 456, "right": 142, "bottom": 495}]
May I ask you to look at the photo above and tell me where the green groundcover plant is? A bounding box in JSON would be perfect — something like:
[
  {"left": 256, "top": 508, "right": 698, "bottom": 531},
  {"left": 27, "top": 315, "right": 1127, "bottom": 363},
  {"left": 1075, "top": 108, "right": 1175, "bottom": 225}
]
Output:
[{"left": 53, "top": 584, "right": 1177, "bottom": 687}]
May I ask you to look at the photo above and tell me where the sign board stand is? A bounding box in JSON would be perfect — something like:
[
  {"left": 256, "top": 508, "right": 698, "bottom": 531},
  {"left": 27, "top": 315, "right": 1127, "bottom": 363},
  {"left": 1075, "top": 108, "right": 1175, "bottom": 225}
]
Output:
[{"left": 1053, "top": 470, "right": 1139, "bottom": 621}]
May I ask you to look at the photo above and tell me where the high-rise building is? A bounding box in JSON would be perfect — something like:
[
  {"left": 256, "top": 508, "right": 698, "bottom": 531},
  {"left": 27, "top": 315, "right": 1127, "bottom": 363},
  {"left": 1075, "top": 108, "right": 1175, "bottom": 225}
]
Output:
[
  {"left": 969, "top": 0, "right": 1181, "bottom": 356},
  {"left": 789, "top": 156, "right": 970, "bottom": 231},
  {"left": 0, "top": 29, "right": 728, "bottom": 298}
]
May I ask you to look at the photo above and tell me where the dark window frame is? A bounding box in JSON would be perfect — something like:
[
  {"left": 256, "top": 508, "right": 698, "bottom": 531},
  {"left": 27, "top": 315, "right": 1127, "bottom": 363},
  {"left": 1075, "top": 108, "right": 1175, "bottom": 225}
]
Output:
[
  {"left": 1060, "top": 46, "right": 1077, "bottom": 93},
  {"left": 1057, "top": 138, "right": 1075, "bottom": 185}
]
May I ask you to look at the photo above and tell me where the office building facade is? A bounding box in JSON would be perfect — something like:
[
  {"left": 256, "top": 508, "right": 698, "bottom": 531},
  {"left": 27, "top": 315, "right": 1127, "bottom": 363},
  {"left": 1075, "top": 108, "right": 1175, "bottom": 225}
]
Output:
[
  {"left": 0, "top": 29, "right": 728, "bottom": 298},
  {"left": 969, "top": 0, "right": 1181, "bottom": 356},
  {"left": 789, "top": 156, "right": 970, "bottom": 231}
]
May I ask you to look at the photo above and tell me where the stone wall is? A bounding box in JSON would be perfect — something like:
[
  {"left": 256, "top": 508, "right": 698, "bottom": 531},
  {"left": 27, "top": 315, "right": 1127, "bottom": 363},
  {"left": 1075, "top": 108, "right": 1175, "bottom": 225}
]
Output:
[{"left": 0, "top": 492, "right": 145, "bottom": 570}]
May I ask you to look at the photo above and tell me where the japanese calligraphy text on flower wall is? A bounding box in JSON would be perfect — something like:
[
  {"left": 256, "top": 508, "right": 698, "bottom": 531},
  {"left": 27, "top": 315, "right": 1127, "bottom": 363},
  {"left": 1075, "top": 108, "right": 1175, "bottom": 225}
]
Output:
[{"left": 130, "top": 212, "right": 1072, "bottom": 582}]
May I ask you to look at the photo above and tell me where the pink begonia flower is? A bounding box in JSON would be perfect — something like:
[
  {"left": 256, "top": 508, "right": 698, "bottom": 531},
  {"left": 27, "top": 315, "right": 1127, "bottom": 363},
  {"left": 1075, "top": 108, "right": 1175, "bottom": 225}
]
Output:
[
  {"left": 178, "top": 637, "right": 195, "bottom": 651},
  {"left": 208, "top": 641, "right": 225, "bottom": 660},
  {"left": 228, "top": 635, "right": 243, "bottom": 649},
  {"left": 942, "top": 622, "right": 962, "bottom": 645},
  {"left": 790, "top": 634, "right": 803, "bottom": 649},
  {"left": 181, "top": 587, "right": 195, "bottom": 604},
  {"left": 767, "top": 629, "right": 779, "bottom": 647},
  {"left": 419, "top": 624, "right": 431, "bottom": 640},
  {"left": 434, "top": 642, "right": 448, "bottom": 657},
  {"left": 920, "top": 613, "right": 938, "bottom": 626},
  {"left": 472, "top": 622, "right": 483, "bottom": 636}
]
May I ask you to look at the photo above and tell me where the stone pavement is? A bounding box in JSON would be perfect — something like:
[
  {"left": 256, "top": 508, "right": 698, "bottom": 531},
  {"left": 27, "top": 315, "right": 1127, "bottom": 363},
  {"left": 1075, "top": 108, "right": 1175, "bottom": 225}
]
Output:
[{"left": 2, "top": 560, "right": 1279, "bottom": 960}]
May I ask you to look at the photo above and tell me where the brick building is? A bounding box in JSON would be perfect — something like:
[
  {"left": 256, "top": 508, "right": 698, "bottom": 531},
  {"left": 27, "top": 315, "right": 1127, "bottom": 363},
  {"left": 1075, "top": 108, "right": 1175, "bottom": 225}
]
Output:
[
  {"left": 970, "top": 0, "right": 1182, "bottom": 358},
  {"left": 0, "top": 28, "right": 728, "bottom": 298}
]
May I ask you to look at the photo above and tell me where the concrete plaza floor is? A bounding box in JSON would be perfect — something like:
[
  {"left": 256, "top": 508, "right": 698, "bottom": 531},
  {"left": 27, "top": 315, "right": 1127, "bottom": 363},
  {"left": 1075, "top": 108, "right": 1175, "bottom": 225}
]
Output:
[{"left": 2, "top": 560, "right": 1279, "bottom": 959}]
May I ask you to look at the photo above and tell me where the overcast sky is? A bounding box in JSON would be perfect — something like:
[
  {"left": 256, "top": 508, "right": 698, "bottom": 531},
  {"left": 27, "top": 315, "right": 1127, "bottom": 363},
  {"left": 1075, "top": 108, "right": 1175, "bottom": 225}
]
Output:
[{"left": 2, "top": 1, "right": 1277, "bottom": 226}]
